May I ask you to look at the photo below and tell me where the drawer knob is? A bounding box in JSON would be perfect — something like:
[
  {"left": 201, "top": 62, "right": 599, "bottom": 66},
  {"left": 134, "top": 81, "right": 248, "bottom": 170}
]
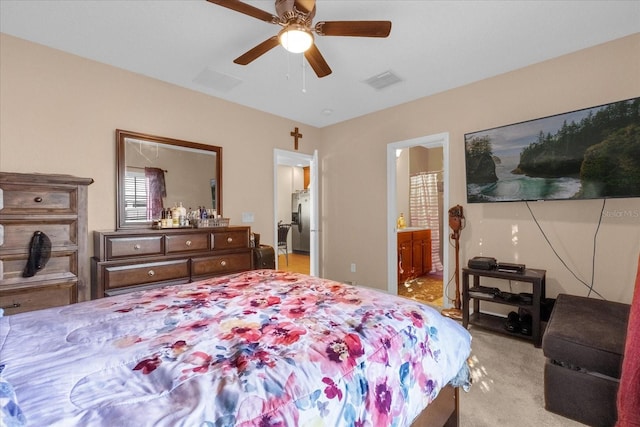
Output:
[
  {"left": 134, "top": 244, "right": 141, "bottom": 250},
  {"left": 34, "top": 196, "right": 43, "bottom": 203},
  {"left": 185, "top": 240, "right": 192, "bottom": 247},
  {"left": 227, "top": 237, "right": 233, "bottom": 243},
  {"left": 220, "top": 260, "right": 227, "bottom": 267},
  {"left": 147, "top": 270, "right": 155, "bottom": 277},
  {"left": 1, "top": 302, "right": 21, "bottom": 310}
]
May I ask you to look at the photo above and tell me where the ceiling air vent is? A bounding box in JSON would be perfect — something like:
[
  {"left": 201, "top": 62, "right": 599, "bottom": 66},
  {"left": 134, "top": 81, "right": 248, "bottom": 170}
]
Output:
[
  {"left": 193, "top": 67, "right": 242, "bottom": 92},
  {"left": 364, "top": 70, "right": 403, "bottom": 90}
]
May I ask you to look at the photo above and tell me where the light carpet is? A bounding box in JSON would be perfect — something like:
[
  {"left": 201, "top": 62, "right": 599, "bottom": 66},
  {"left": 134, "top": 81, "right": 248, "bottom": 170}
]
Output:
[{"left": 459, "top": 325, "right": 586, "bottom": 427}]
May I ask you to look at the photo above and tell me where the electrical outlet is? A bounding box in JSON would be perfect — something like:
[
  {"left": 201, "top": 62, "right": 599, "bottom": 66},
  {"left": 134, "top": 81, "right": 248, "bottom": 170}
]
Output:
[{"left": 350, "top": 263, "right": 356, "bottom": 273}]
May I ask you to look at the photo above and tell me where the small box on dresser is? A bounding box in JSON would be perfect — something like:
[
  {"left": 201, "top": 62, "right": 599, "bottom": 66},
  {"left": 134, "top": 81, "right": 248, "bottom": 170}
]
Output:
[
  {"left": 0, "top": 172, "right": 93, "bottom": 315},
  {"left": 92, "top": 226, "right": 254, "bottom": 297}
]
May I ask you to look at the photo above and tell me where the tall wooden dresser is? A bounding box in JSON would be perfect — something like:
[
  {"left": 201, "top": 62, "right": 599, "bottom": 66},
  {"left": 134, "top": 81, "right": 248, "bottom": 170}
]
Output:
[
  {"left": 0, "top": 172, "right": 93, "bottom": 315},
  {"left": 91, "top": 227, "right": 253, "bottom": 297}
]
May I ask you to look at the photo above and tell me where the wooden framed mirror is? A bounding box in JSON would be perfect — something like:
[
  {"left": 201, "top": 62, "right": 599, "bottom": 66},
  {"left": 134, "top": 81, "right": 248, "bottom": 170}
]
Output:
[{"left": 116, "top": 129, "right": 222, "bottom": 230}]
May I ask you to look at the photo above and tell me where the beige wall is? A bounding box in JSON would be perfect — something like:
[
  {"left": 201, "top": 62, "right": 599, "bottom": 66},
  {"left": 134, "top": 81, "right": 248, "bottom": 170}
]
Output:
[
  {"left": 321, "top": 33, "right": 640, "bottom": 304},
  {"left": 0, "top": 33, "right": 321, "bottom": 251},
  {"left": 2, "top": 32, "right": 639, "bottom": 304}
]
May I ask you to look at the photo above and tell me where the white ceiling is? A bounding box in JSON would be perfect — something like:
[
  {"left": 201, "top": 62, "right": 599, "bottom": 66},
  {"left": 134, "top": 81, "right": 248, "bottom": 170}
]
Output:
[{"left": 1, "top": 1, "right": 639, "bottom": 128}]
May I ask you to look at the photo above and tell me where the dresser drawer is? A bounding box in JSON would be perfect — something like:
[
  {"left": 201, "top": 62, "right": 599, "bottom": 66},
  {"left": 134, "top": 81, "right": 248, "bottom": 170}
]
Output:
[
  {"left": 102, "top": 259, "right": 189, "bottom": 290},
  {"left": 212, "top": 230, "right": 249, "bottom": 250},
  {"left": 105, "top": 235, "right": 164, "bottom": 259},
  {"left": 192, "top": 252, "right": 252, "bottom": 278},
  {"left": 0, "top": 219, "right": 77, "bottom": 250},
  {"left": 0, "top": 183, "right": 77, "bottom": 215},
  {"left": 0, "top": 250, "right": 77, "bottom": 281},
  {"left": 0, "top": 280, "right": 77, "bottom": 315},
  {"left": 413, "top": 230, "right": 431, "bottom": 241},
  {"left": 166, "top": 233, "right": 209, "bottom": 254}
]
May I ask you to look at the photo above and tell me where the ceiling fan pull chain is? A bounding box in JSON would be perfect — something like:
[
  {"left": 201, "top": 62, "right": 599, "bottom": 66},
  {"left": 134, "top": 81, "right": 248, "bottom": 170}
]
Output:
[
  {"left": 302, "top": 54, "right": 307, "bottom": 93},
  {"left": 286, "top": 51, "right": 291, "bottom": 80}
]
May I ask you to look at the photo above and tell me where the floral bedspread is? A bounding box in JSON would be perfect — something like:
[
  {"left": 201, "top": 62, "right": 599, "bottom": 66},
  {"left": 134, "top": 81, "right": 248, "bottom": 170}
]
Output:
[{"left": 0, "top": 270, "right": 471, "bottom": 427}]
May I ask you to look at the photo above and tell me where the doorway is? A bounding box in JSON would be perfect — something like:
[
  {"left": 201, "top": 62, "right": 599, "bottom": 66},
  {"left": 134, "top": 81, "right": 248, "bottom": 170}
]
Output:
[
  {"left": 273, "top": 149, "right": 318, "bottom": 276},
  {"left": 386, "top": 133, "right": 451, "bottom": 308}
]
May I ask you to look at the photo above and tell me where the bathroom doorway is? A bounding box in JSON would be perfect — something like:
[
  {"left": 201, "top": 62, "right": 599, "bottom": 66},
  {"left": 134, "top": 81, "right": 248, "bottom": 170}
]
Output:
[{"left": 386, "top": 133, "right": 450, "bottom": 308}]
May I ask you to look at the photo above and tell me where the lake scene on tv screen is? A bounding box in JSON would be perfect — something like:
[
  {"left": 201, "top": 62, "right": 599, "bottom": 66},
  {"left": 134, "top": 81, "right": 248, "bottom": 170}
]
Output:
[{"left": 465, "top": 97, "right": 640, "bottom": 203}]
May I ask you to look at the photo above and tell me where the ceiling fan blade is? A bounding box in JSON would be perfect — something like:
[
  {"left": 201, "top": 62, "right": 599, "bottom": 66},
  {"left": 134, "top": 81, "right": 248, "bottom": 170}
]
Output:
[
  {"left": 234, "top": 36, "right": 280, "bottom": 65},
  {"left": 304, "top": 44, "right": 332, "bottom": 78},
  {"left": 315, "top": 21, "right": 392, "bottom": 37},
  {"left": 294, "top": 0, "right": 316, "bottom": 15},
  {"left": 206, "top": 0, "right": 278, "bottom": 24}
]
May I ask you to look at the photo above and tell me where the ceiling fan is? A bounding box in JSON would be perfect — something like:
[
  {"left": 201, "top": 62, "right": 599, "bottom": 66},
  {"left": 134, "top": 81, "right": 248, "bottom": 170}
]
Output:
[{"left": 206, "top": 0, "right": 392, "bottom": 78}]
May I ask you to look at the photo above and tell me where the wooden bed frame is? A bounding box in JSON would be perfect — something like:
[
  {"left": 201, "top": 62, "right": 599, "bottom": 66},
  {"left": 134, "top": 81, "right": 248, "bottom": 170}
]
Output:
[{"left": 411, "top": 385, "right": 459, "bottom": 427}]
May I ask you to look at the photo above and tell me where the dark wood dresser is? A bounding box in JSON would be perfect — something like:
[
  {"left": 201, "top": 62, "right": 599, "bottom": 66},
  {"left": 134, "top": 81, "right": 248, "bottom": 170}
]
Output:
[
  {"left": 0, "top": 172, "right": 94, "bottom": 315},
  {"left": 91, "top": 227, "right": 253, "bottom": 297}
]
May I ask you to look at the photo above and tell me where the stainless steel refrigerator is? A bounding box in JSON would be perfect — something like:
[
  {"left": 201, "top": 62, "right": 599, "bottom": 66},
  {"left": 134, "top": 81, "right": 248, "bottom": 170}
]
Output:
[{"left": 291, "top": 190, "right": 310, "bottom": 254}]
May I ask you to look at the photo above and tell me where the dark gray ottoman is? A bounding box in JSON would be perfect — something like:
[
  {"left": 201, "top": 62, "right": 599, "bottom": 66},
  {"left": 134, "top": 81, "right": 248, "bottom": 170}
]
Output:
[{"left": 542, "top": 293, "right": 630, "bottom": 426}]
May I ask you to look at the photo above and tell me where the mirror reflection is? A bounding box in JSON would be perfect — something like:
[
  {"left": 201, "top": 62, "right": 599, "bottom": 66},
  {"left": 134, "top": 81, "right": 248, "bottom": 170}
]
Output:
[{"left": 116, "top": 130, "right": 222, "bottom": 229}]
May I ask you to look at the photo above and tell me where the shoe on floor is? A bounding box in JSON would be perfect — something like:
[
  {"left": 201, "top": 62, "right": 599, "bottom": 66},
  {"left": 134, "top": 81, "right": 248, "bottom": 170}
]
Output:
[
  {"left": 505, "top": 311, "right": 520, "bottom": 333},
  {"left": 520, "top": 313, "right": 532, "bottom": 336}
]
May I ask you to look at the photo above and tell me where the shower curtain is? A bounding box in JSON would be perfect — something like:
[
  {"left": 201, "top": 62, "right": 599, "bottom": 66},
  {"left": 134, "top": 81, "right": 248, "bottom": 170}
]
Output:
[{"left": 409, "top": 172, "right": 444, "bottom": 273}]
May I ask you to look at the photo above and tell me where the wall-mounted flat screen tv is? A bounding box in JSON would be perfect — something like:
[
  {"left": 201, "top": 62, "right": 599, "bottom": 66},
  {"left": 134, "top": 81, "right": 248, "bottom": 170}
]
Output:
[{"left": 464, "top": 97, "right": 640, "bottom": 203}]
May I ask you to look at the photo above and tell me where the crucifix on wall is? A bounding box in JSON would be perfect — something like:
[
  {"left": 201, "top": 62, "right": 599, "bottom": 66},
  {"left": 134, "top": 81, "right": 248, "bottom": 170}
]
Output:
[{"left": 290, "top": 127, "right": 303, "bottom": 150}]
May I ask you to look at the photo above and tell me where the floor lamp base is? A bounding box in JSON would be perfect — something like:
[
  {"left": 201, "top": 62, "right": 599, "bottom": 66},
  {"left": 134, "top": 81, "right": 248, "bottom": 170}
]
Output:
[{"left": 441, "top": 307, "right": 463, "bottom": 321}]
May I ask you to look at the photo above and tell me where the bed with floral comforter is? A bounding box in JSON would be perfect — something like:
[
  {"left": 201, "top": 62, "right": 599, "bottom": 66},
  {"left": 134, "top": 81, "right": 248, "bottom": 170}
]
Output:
[{"left": 0, "top": 270, "right": 471, "bottom": 426}]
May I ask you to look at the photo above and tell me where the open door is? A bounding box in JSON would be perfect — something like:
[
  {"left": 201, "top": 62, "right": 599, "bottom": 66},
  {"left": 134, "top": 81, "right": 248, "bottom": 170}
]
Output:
[
  {"left": 386, "top": 133, "right": 450, "bottom": 307},
  {"left": 309, "top": 150, "right": 319, "bottom": 276},
  {"left": 274, "top": 149, "right": 319, "bottom": 276}
]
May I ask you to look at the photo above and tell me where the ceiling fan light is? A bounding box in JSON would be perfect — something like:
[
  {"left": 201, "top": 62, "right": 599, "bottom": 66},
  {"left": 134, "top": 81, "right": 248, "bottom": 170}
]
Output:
[{"left": 279, "top": 25, "right": 313, "bottom": 53}]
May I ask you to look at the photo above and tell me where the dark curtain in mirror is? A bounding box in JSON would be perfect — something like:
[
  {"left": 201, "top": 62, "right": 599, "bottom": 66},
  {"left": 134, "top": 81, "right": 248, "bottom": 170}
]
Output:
[{"left": 145, "top": 167, "right": 166, "bottom": 220}]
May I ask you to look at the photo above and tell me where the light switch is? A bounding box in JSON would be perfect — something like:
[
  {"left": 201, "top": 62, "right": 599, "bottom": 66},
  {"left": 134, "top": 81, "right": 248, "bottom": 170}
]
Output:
[{"left": 242, "top": 212, "right": 255, "bottom": 223}]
